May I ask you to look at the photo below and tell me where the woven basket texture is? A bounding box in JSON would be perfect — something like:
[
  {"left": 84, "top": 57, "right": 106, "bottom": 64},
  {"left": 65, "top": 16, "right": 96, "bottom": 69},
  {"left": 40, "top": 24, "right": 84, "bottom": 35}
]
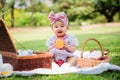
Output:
[
  {"left": 0, "top": 19, "right": 53, "bottom": 71},
  {"left": 76, "top": 38, "right": 110, "bottom": 68}
]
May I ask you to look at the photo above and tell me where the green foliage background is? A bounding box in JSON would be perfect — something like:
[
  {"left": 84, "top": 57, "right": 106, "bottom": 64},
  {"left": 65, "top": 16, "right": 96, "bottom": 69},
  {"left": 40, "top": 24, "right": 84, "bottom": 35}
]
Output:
[
  {"left": 4, "top": 9, "right": 50, "bottom": 27},
  {"left": 4, "top": 10, "right": 119, "bottom": 27},
  {"left": 0, "top": 0, "right": 120, "bottom": 27}
]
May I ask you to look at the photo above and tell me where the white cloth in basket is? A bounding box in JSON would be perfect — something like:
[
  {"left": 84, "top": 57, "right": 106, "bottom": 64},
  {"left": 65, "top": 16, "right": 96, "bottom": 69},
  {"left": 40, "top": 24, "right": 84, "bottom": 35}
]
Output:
[
  {"left": 73, "top": 50, "right": 103, "bottom": 58},
  {"left": 18, "top": 49, "right": 34, "bottom": 56}
]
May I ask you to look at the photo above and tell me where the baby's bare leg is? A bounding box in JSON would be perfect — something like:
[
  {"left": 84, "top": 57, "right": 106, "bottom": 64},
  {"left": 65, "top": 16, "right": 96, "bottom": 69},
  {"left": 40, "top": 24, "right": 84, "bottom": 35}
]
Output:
[
  {"left": 52, "top": 57, "right": 56, "bottom": 62},
  {"left": 67, "top": 57, "right": 78, "bottom": 66}
]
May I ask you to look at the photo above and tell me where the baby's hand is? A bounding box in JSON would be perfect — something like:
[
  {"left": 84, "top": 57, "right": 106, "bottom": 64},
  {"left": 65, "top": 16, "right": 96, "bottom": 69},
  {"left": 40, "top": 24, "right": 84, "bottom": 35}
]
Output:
[
  {"left": 55, "top": 39, "right": 64, "bottom": 49},
  {"left": 64, "top": 42, "right": 76, "bottom": 52},
  {"left": 64, "top": 42, "right": 70, "bottom": 48}
]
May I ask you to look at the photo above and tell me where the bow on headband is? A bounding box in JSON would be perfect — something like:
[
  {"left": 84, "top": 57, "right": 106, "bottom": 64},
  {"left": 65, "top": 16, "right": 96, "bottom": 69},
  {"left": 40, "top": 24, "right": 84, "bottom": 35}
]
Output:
[{"left": 48, "top": 11, "right": 69, "bottom": 26}]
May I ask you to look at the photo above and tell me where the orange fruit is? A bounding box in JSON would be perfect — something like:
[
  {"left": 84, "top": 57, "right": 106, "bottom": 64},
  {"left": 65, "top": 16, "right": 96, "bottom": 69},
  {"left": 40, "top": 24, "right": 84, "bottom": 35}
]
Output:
[{"left": 55, "top": 39, "right": 64, "bottom": 49}]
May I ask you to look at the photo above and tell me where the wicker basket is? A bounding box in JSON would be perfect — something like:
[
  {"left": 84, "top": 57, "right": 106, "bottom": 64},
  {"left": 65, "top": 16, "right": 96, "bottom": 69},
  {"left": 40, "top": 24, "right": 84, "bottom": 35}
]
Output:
[
  {"left": 0, "top": 19, "right": 53, "bottom": 71},
  {"left": 76, "top": 38, "right": 110, "bottom": 68}
]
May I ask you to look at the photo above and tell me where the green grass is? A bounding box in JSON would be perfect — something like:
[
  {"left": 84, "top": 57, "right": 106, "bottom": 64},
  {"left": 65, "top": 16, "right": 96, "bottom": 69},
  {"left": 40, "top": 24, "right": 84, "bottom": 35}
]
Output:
[{"left": 1, "top": 25, "right": 120, "bottom": 80}]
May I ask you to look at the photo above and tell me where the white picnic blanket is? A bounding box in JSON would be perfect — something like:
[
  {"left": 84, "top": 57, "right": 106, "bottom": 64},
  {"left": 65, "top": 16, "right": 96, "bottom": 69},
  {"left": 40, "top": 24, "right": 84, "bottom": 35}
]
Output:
[
  {"left": 0, "top": 50, "right": 120, "bottom": 77},
  {"left": 13, "top": 62, "right": 120, "bottom": 76}
]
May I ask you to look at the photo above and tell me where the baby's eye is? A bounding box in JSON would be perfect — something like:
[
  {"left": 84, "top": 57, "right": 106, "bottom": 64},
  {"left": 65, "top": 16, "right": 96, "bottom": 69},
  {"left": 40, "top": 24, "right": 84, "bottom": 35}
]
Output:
[
  {"left": 61, "top": 26, "right": 64, "bottom": 28},
  {"left": 55, "top": 26, "right": 58, "bottom": 28}
]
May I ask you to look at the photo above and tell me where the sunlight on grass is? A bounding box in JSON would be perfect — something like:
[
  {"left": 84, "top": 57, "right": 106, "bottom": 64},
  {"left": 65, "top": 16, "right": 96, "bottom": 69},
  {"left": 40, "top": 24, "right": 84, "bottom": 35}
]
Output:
[
  {"left": 69, "top": 26, "right": 120, "bottom": 35},
  {"left": 11, "top": 26, "right": 120, "bottom": 42},
  {"left": 12, "top": 30, "right": 53, "bottom": 42}
]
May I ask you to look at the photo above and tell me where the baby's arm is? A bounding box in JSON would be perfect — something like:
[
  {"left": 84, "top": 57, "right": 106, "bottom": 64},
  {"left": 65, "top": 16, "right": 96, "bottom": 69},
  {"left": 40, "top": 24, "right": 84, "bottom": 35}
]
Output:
[
  {"left": 64, "top": 42, "right": 76, "bottom": 53},
  {"left": 47, "top": 44, "right": 55, "bottom": 51}
]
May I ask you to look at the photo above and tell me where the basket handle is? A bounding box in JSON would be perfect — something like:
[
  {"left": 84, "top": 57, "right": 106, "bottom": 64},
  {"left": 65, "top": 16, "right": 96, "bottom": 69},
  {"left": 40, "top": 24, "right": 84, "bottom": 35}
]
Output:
[{"left": 80, "top": 38, "right": 104, "bottom": 58}]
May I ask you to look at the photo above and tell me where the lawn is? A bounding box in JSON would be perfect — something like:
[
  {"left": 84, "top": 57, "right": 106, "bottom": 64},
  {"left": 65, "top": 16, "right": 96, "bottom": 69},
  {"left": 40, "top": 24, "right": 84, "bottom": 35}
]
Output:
[{"left": 1, "top": 24, "right": 120, "bottom": 80}]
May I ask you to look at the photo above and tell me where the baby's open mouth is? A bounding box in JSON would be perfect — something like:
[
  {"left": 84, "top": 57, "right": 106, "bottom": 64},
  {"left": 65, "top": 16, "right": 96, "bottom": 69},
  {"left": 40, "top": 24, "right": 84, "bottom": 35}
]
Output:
[{"left": 57, "top": 31, "right": 63, "bottom": 33}]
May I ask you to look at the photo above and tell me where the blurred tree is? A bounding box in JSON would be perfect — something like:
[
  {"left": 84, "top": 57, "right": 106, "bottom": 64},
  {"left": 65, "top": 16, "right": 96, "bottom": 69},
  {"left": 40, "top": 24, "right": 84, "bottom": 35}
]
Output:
[
  {"left": 24, "top": 0, "right": 49, "bottom": 27},
  {"left": 0, "top": 0, "right": 16, "bottom": 28},
  {"left": 24, "top": 0, "right": 40, "bottom": 26},
  {"left": 10, "top": 0, "right": 15, "bottom": 28},
  {"left": 0, "top": 0, "right": 6, "bottom": 19},
  {"left": 18, "top": 0, "right": 27, "bottom": 9},
  {"left": 93, "top": 0, "right": 120, "bottom": 22},
  {"left": 50, "top": 0, "right": 93, "bottom": 22}
]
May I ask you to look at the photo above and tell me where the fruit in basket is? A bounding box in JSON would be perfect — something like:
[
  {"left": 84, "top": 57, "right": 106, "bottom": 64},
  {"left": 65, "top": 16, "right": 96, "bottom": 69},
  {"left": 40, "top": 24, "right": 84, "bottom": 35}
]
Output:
[
  {"left": 95, "top": 56, "right": 107, "bottom": 60},
  {"left": 55, "top": 39, "right": 64, "bottom": 49}
]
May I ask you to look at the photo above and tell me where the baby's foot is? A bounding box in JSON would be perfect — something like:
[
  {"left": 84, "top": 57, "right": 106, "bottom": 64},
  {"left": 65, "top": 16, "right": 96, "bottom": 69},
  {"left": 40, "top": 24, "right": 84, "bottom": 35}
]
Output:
[{"left": 56, "top": 59, "right": 64, "bottom": 67}]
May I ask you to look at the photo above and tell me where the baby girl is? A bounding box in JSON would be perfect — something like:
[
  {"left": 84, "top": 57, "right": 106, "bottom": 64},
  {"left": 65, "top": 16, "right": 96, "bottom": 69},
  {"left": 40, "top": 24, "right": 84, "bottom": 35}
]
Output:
[{"left": 46, "top": 11, "right": 79, "bottom": 66}]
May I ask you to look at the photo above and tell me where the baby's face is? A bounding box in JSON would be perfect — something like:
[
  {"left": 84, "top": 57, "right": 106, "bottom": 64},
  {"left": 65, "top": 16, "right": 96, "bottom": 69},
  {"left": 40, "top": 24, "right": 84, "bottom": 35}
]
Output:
[{"left": 52, "top": 21, "right": 68, "bottom": 37}]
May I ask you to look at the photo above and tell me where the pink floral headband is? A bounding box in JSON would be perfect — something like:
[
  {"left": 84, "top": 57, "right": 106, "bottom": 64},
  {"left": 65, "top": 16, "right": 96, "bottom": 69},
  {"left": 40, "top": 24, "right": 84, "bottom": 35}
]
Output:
[{"left": 48, "top": 11, "right": 69, "bottom": 26}]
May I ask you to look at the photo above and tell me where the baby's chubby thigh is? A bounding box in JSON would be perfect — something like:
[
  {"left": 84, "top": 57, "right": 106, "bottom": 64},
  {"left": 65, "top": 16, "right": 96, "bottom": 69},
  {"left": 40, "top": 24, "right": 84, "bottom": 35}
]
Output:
[
  {"left": 48, "top": 48, "right": 69, "bottom": 61},
  {"left": 48, "top": 48, "right": 59, "bottom": 54},
  {"left": 72, "top": 50, "right": 80, "bottom": 58},
  {"left": 48, "top": 48, "right": 72, "bottom": 56}
]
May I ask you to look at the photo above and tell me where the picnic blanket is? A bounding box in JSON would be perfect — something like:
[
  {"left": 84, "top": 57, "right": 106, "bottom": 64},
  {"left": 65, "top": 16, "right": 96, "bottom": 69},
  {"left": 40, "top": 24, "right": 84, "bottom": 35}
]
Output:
[{"left": 0, "top": 50, "right": 120, "bottom": 77}]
